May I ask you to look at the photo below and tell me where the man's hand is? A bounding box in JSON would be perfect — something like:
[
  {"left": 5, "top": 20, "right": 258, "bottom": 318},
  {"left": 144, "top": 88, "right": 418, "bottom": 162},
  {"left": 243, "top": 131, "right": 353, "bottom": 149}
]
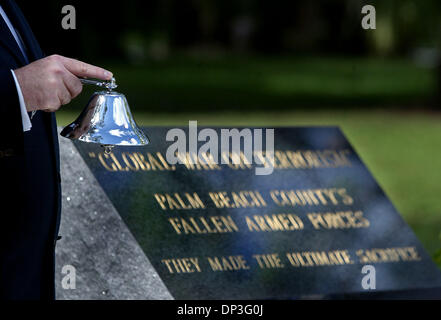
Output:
[{"left": 14, "top": 54, "right": 113, "bottom": 112}]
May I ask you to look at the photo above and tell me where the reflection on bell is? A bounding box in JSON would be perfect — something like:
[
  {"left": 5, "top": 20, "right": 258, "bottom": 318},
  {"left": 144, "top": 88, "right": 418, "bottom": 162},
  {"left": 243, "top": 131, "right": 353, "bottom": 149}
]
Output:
[{"left": 60, "top": 78, "right": 149, "bottom": 150}]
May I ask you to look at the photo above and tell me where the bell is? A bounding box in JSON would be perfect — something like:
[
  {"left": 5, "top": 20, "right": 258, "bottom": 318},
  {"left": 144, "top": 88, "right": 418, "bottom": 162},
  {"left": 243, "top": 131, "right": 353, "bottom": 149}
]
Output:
[{"left": 60, "top": 77, "right": 149, "bottom": 153}]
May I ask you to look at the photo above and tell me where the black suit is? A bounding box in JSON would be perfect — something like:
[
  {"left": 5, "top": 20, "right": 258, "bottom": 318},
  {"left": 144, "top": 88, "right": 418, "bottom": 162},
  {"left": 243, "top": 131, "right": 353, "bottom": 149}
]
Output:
[{"left": 0, "top": 0, "right": 61, "bottom": 300}]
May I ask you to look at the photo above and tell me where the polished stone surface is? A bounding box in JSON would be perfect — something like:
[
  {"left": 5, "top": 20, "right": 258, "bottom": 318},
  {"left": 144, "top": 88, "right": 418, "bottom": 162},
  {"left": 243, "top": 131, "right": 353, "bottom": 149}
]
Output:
[
  {"left": 55, "top": 130, "right": 173, "bottom": 300},
  {"left": 72, "top": 127, "right": 441, "bottom": 299}
]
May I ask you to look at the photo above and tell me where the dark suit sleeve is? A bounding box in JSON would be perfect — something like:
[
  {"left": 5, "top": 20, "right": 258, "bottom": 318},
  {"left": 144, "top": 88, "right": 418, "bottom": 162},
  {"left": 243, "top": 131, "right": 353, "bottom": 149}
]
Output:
[{"left": 0, "top": 67, "right": 24, "bottom": 157}]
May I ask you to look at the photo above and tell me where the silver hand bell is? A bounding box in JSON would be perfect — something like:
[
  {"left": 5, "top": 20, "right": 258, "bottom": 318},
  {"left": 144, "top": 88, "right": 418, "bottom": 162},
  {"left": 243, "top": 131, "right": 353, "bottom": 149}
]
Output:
[{"left": 60, "top": 77, "right": 149, "bottom": 154}]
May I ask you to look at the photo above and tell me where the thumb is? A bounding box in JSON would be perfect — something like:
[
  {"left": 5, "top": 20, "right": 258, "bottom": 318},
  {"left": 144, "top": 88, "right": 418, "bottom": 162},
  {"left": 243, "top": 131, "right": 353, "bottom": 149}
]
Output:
[{"left": 59, "top": 56, "right": 112, "bottom": 80}]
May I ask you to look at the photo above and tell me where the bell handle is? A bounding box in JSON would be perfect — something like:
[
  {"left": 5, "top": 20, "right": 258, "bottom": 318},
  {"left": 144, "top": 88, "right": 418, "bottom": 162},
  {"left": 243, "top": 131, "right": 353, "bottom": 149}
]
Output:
[{"left": 80, "top": 77, "right": 117, "bottom": 90}]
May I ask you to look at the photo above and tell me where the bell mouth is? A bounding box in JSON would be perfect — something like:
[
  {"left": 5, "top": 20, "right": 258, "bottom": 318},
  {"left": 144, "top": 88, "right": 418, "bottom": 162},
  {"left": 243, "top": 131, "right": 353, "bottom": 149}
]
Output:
[{"left": 60, "top": 90, "right": 149, "bottom": 148}]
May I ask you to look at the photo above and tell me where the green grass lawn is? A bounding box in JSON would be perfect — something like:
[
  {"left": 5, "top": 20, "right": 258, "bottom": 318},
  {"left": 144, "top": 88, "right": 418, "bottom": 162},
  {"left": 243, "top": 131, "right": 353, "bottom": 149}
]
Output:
[{"left": 57, "top": 109, "right": 441, "bottom": 266}]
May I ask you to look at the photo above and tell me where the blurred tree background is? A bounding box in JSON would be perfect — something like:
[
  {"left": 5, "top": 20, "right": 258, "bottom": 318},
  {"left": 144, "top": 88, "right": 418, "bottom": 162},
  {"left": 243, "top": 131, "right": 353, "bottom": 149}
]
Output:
[
  {"left": 17, "top": 0, "right": 441, "bottom": 264},
  {"left": 19, "top": 0, "right": 441, "bottom": 111}
]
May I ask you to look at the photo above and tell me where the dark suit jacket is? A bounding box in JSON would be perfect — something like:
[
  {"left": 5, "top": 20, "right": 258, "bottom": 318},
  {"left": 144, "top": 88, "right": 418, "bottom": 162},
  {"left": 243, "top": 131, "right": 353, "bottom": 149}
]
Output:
[{"left": 0, "top": 0, "right": 61, "bottom": 300}]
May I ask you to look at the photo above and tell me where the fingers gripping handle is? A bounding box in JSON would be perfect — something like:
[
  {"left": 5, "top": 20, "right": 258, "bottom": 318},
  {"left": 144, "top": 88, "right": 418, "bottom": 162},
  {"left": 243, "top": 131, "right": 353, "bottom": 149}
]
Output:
[{"left": 80, "top": 77, "right": 117, "bottom": 91}]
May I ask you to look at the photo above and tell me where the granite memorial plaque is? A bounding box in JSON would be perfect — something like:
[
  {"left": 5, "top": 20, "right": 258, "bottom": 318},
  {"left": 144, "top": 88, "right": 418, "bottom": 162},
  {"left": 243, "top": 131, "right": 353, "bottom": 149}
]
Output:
[{"left": 72, "top": 127, "right": 441, "bottom": 299}]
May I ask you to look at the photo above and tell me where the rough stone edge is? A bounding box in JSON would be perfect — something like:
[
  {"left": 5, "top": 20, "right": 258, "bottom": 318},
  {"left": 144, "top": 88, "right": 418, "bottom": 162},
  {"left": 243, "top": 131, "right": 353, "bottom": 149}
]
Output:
[{"left": 55, "top": 132, "right": 173, "bottom": 300}]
